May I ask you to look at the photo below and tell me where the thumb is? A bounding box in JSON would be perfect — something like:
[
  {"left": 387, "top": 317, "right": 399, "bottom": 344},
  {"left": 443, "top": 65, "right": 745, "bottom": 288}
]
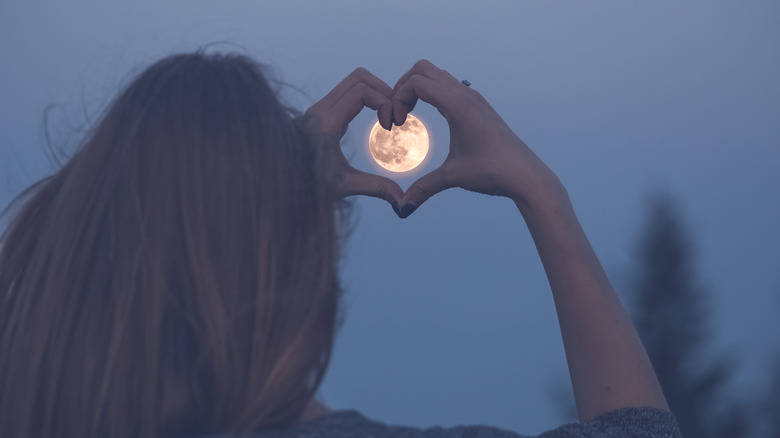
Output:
[
  {"left": 397, "top": 166, "right": 450, "bottom": 218},
  {"left": 340, "top": 168, "right": 404, "bottom": 206}
]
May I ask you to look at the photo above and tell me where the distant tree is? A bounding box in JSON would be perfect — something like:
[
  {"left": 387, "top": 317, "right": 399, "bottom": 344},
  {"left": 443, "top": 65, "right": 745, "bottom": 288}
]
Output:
[
  {"left": 759, "top": 365, "right": 780, "bottom": 437},
  {"left": 756, "top": 290, "right": 780, "bottom": 437},
  {"left": 629, "top": 194, "right": 750, "bottom": 438}
]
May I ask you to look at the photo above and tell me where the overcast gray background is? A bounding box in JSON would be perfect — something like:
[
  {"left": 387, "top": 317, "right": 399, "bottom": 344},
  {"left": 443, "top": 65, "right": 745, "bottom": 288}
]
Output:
[{"left": 1, "top": 1, "right": 778, "bottom": 434}]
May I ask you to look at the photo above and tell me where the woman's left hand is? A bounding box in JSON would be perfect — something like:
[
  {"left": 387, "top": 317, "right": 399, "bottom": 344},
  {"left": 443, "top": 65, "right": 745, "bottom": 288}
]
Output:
[{"left": 301, "top": 68, "right": 404, "bottom": 206}]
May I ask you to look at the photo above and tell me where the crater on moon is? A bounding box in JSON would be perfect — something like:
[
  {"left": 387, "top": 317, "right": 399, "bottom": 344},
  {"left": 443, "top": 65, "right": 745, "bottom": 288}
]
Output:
[{"left": 368, "top": 114, "right": 429, "bottom": 173}]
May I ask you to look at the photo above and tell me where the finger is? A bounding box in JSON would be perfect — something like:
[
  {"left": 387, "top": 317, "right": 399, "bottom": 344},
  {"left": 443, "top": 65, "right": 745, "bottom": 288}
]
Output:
[
  {"left": 341, "top": 168, "right": 404, "bottom": 205},
  {"left": 393, "top": 60, "right": 460, "bottom": 126},
  {"left": 310, "top": 67, "right": 393, "bottom": 118},
  {"left": 397, "top": 166, "right": 451, "bottom": 218},
  {"left": 392, "top": 74, "right": 453, "bottom": 126},
  {"left": 327, "top": 82, "right": 393, "bottom": 136},
  {"left": 394, "top": 59, "right": 460, "bottom": 93},
  {"left": 440, "top": 69, "right": 460, "bottom": 83}
]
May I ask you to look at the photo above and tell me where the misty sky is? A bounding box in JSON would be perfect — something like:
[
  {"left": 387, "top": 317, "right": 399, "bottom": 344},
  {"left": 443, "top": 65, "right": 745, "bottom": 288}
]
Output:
[{"left": 1, "top": 1, "right": 778, "bottom": 434}]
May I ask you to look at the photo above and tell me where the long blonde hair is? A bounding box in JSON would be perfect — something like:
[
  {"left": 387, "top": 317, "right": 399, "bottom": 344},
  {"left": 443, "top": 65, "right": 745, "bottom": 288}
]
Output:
[{"left": 0, "top": 52, "right": 344, "bottom": 437}]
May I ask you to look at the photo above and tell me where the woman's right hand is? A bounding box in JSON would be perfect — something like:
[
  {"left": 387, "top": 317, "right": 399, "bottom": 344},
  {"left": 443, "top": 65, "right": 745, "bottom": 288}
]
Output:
[{"left": 391, "top": 60, "right": 564, "bottom": 217}]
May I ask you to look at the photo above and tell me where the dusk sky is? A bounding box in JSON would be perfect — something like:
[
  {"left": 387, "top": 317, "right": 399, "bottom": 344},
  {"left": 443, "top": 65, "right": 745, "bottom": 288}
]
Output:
[{"left": 1, "top": 1, "right": 778, "bottom": 434}]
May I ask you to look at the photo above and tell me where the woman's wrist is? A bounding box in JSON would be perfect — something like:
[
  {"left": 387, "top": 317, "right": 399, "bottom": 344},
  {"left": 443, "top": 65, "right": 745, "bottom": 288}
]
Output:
[{"left": 506, "top": 168, "right": 570, "bottom": 218}]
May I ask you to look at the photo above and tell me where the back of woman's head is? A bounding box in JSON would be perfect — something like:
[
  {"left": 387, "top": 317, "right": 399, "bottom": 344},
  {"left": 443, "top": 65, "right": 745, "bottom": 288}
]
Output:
[{"left": 0, "top": 52, "right": 342, "bottom": 438}]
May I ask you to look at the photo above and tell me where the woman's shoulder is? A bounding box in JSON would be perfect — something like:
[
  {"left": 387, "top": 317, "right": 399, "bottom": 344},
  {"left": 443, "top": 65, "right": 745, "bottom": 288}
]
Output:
[{"left": 214, "top": 407, "right": 681, "bottom": 438}]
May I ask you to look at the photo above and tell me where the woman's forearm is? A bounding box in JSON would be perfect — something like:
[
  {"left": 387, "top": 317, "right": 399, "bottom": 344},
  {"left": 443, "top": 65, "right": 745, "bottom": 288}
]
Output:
[{"left": 514, "top": 182, "right": 668, "bottom": 421}]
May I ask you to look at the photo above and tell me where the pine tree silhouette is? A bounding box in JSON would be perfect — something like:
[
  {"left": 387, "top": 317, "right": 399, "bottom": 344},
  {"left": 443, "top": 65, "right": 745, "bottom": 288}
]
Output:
[
  {"left": 757, "top": 290, "right": 780, "bottom": 437},
  {"left": 631, "top": 194, "right": 749, "bottom": 438}
]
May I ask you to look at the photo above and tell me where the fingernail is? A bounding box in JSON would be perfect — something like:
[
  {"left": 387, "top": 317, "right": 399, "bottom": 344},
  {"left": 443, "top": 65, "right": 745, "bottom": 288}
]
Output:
[
  {"left": 392, "top": 201, "right": 402, "bottom": 218},
  {"left": 399, "top": 203, "right": 417, "bottom": 219}
]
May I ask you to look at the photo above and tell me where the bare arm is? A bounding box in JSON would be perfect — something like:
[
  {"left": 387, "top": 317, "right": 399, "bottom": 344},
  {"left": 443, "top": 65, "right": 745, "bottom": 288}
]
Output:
[
  {"left": 393, "top": 60, "right": 668, "bottom": 421},
  {"left": 514, "top": 182, "right": 667, "bottom": 420}
]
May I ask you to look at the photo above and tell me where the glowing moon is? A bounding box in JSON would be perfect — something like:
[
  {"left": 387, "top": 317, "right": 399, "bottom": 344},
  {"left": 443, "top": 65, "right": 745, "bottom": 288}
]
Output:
[{"left": 368, "top": 114, "right": 429, "bottom": 172}]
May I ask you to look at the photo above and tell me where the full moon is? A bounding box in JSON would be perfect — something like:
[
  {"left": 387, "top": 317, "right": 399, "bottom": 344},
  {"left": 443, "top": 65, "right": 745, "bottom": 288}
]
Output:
[{"left": 368, "top": 114, "right": 429, "bottom": 172}]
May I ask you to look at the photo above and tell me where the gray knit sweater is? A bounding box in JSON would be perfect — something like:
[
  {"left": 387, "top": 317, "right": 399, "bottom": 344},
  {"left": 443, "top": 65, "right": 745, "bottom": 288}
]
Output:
[{"left": 230, "top": 407, "right": 682, "bottom": 438}]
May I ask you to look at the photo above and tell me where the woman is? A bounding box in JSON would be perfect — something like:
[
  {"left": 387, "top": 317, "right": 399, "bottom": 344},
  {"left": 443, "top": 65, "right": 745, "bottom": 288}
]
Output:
[{"left": 0, "top": 52, "right": 681, "bottom": 437}]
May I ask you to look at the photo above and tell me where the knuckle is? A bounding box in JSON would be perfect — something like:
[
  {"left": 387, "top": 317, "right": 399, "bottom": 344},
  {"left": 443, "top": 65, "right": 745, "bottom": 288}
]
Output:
[
  {"left": 407, "top": 74, "right": 425, "bottom": 87},
  {"left": 474, "top": 90, "right": 489, "bottom": 104},
  {"left": 414, "top": 59, "right": 433, "bottom": 71},
  {"left": 449, "top": 92, "right": 479, "bottom": 118},
  {"left": 306, "top": 112, "right": 341, "bottom": 138},
  {"left": 352, "top": 82, "right": 370, "bottom": 93},
  {"left": 321, "top": 120, "right": 344, "bottom": 138},
  {"left": 451, "top": 91, "right": 472, "bottom": 108},
  {"left": 351, "top": 67, "right": 371, "bottom": 80}
]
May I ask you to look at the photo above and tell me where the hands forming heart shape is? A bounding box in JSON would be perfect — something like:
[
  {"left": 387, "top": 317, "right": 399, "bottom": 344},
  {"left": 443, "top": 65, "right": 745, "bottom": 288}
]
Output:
[{"left": 299, "top": 60, "right": 559, "bottom": 218}]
